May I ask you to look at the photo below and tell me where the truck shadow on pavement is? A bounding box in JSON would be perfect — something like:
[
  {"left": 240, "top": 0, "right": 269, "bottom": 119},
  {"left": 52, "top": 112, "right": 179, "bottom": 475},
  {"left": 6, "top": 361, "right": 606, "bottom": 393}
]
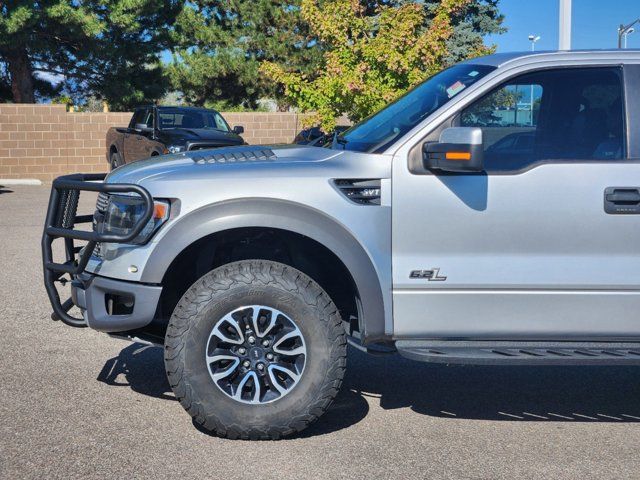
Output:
[
  {"left": 346, "top": 347, "right": 640, "bottom": 423},
  {"left": 98, "top": 342, "right": 640, "bottom": 438},
  {"left": 0, "top": 185, "right": 13, "bottom": 194},
  {"left": 97, "top": 343, "right": 176, "bottom": 401}
]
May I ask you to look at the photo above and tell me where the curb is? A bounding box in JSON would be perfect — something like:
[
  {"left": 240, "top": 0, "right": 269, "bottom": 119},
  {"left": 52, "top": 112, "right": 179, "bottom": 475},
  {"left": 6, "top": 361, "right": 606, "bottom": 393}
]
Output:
[{"left": 0, "top": 179, "right": 43, "bottom": 186}]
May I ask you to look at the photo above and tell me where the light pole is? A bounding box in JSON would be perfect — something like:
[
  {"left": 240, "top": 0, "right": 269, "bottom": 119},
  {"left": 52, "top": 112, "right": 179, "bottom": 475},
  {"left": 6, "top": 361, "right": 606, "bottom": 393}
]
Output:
[
  {"left": 528, "top": 35, "right": 540, "bottom": 126},
  {"left": 528, "top": 34, "right": 541, "bottom": 52},
  {"left": 559, "top": 0, "right": 572, "bottom": 50},
  {"left": 624, "top": 27, "right": 635, "bottom": 48},
  {"left": 618, "top": 19, "right": 640, "bottom": 48}
]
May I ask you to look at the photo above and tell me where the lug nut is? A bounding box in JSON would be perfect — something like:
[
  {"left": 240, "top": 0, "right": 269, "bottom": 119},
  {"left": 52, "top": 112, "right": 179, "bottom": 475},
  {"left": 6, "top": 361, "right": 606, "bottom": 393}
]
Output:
[
  {"left": 266, "top": 353, "right": 274, "bottom": 360},
  {"left": 242, "top": 360, "right": 251, "bottom": 368},
  {"left": 238, "top": 347, "right": 246, "bottom": 355},
  {"left": 262, "top": 339, "right": 270, "bottom": 347},
  {"left": 256, "top": 363, "right": 265, "bottom": 371},
  {"left": 248, "top": 336, "right": 256, "bottom": 345}
]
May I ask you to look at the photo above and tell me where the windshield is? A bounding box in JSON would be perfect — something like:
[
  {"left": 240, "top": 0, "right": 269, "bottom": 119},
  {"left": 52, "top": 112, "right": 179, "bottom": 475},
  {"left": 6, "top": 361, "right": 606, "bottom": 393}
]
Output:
[
  {"left": 158, "top": 109, "right": 231, "bottom": 132},
  {"left": 336, "top": 64, "right": 496, "bottom": 153}
]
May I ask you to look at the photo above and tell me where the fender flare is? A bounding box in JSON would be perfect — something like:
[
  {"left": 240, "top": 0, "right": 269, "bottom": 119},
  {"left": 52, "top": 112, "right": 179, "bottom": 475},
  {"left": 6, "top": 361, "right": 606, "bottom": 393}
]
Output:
[{"left": 141, "top": 198, "right": 387, "bottom": 342}]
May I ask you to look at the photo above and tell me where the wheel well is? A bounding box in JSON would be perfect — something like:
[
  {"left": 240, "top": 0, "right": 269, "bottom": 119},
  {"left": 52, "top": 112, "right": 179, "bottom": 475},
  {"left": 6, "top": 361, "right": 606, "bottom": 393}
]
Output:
[
  {"left": 150, "top": 151, "right": 159, "bottom": 156},
  {"left": 150, "top": 228, "right": 360, "bottom": 338}
]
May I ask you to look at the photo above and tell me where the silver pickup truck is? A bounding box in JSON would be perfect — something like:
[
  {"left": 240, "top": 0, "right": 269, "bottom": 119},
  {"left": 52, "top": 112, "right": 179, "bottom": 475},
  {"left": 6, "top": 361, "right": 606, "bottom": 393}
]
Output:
[{"left": 43, "top": 50, "right": 640, "bottom": 439}]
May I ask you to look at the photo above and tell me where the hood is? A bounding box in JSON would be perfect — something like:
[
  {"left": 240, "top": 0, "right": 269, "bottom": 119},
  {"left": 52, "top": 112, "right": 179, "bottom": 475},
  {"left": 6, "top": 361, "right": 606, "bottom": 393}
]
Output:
[{"left": 106, "top": 144, "right": 344, "bottom": 185}]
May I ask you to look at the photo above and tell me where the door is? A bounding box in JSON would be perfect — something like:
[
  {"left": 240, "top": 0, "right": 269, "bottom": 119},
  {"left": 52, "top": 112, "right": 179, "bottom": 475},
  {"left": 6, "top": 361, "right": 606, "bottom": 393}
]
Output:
[
  {"left": 392, "top": 65, "right": 640, "bottom": 340},
  {"left": 124, "top": 108, "right": 154, "bottom": 162}
]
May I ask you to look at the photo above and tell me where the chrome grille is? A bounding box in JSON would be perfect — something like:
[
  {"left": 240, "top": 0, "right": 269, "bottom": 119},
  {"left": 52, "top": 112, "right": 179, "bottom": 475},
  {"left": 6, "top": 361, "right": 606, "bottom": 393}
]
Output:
[{"left": 96, "top": 192, "right": 110, "bottom": 212}]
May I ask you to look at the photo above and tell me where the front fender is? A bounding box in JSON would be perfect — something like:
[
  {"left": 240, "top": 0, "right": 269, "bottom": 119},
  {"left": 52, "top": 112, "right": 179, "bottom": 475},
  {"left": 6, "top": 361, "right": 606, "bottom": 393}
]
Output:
[{"left": 141, "top": 198, "right": 388, "bottom": 342}]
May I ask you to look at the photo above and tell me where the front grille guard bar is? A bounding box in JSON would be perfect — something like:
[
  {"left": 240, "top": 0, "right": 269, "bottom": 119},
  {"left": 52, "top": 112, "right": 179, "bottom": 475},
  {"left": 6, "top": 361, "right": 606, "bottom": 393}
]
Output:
[{"left": 41, "top": 173, "right": 153, "bottom": 328}]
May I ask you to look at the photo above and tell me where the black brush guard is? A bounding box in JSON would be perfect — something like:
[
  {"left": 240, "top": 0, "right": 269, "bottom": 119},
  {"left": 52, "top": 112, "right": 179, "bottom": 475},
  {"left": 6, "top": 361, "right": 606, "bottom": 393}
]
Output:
[{"left": 41, "top": 173, "right": 153, "bottom": 328}]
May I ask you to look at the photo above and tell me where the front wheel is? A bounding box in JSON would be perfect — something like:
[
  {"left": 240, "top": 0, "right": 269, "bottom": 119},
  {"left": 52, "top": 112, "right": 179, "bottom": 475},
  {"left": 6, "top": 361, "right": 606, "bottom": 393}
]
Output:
[
  {"left": 109, "top": 151, "right": 123, "bottom": 170},
  {"left": 164, "top": 260, "right": 347, "bottom": 439}
]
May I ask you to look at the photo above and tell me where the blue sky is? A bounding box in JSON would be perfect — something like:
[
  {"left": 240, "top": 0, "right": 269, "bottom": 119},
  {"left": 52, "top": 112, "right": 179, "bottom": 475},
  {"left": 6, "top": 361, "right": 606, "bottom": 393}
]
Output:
[{"left": 486, "top": 0, "right": 640, "bottom": 52}]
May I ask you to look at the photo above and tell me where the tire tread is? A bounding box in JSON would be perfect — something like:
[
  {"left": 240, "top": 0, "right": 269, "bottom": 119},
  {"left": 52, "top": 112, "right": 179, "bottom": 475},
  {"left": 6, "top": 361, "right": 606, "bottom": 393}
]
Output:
[{"left": 164, "top": 259, "right": 346, "bottom": 440}]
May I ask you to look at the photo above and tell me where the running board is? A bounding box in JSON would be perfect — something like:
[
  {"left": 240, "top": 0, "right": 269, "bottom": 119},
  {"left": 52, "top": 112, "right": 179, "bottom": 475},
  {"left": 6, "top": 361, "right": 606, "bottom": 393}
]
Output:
[{"left": 395, "top": 340, "right": 640, "bottom": 365}]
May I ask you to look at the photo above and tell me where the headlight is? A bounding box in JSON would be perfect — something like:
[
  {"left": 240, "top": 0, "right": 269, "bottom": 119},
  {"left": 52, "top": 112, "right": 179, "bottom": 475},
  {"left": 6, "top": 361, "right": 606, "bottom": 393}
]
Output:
[
  {"left": 168, "top": 145, "right": 186, "bottom": 154},
  {"left": 103, "top": 195, "right": 170, "bottom": 244}
]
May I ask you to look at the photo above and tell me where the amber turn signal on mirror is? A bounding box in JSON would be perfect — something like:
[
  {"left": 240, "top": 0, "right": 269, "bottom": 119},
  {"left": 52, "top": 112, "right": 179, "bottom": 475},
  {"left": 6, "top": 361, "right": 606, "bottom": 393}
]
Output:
[{"left": 445, "top": 152, "right": 472, "bottom": 161}]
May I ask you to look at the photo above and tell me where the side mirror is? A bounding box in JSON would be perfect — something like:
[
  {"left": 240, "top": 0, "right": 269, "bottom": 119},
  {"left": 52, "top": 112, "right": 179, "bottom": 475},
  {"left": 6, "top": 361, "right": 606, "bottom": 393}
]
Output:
[
  {"left": 134, "top": 123, "right": 154, "bottom": 133},
  {"left": 232, "top": 125, "right": 245, "bottom": 134},
  {"left": 423, "top": 127, "right": 484, "bottom": 173}
]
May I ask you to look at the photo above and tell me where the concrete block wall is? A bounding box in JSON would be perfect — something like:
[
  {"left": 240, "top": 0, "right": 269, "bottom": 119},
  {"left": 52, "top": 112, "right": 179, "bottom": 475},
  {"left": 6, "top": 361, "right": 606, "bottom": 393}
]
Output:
[{"left": 0, "top": 105, "right": 307, "bottom": 182}]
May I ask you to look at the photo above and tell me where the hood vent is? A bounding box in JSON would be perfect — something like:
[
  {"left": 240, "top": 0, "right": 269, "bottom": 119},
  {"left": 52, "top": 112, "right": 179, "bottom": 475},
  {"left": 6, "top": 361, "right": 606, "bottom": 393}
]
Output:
[
  {"left": 334, "top": 179, "right": 382, "bottom": 205},
  {"left": 191, "top": 146, "right": 277, "bottom": 164}
]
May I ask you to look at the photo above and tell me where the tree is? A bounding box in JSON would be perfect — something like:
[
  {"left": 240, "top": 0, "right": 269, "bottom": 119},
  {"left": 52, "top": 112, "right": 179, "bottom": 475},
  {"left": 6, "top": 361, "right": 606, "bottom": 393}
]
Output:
[
  {"left": 356, "top": 0, "right": 504, "bottom": 63},
  {"left": 429, "top": 0, "right": 505, "bottom": 64},
  {"left": 76, "top": 1, "right": 179, "bottom": 110},
  {"left": 0, "top": 1, "right": 180, "bottom": 107},
  {"left": 0, "top": 1, "right": 98, "bottom": 102},
  {"left": 262, "top": 0, "right": 504, "bottom": 130},
  {"left": 167, "top": 0, "right": 322, "bottom": 109}
]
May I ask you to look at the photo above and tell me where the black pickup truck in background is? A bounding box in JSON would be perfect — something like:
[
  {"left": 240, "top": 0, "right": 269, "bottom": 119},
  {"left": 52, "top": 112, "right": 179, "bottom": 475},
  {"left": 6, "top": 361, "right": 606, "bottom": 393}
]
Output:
[{"left": 106, "top": 105, "right": 246, "bottom": 169}]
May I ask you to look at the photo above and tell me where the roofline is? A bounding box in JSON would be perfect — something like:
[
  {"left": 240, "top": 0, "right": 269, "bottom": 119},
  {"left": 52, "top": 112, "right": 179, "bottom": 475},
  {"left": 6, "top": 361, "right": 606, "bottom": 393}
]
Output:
[
  {"left": 134, "top": 105, "right": 221, "bottom": 112},
  {"left": 465, "top": 49, "right": 640, "bottom": 68}
]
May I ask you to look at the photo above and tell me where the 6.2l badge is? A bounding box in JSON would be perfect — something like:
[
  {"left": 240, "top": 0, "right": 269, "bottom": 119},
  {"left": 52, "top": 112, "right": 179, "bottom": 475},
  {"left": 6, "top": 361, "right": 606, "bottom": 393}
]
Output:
[{"left": 410, "top": 268, "right": 447, "bottom": 281}]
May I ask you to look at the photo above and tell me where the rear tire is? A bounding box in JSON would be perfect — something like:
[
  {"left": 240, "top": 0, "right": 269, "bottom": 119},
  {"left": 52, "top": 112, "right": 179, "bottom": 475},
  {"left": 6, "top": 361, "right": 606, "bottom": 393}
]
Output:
[
  {"left": 164, "top": 260, "right": 347, "bottom": 440},
  {"left": 110, "top": 151, "right": 123, "bottom": 170}
]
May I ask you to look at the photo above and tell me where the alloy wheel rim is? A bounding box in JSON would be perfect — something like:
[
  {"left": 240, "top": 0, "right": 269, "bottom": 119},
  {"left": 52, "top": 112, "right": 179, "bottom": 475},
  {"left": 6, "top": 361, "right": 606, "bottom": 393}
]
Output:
[{"left": 205, "top": 305, "right": 307, "bottom": 404}]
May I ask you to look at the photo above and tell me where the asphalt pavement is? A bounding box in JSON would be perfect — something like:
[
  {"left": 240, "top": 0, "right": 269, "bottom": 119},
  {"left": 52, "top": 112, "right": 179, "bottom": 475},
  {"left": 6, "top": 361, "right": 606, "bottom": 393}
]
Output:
[{"left": 2, "top": 184, "right": 640, "bottom": 479}]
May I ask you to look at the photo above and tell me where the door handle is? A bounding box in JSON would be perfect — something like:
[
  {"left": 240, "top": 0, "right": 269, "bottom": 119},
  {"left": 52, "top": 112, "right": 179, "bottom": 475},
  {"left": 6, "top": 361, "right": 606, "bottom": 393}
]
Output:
[{"left": 604, "top": 187, "right": 640, "bottom": 214}]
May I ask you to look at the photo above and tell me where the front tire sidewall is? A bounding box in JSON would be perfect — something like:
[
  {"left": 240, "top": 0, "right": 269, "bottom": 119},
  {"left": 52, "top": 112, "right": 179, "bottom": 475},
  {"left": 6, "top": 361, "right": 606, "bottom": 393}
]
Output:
[
  {"left": 169, "top": 264, "right": 343, "bottom": 436},
  {"left": 110, "top": 151, "right": 123, "bottom": 170}
]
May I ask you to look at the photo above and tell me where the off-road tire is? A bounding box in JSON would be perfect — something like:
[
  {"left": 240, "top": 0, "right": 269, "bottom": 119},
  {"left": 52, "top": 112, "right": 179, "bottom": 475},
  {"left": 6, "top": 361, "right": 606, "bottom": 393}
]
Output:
[
  {"left": 110, "top": 151, "right": 123, "bottom": 170},
  {"left": 164, "top": 260, "right": 347, "bottom": 440}
]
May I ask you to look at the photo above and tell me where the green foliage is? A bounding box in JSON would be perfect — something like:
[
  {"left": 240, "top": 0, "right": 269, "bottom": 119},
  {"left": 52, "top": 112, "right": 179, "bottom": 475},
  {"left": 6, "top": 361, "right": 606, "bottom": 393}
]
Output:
[
  {"left": 0, "top": 0, "right": 180, "bottom": 108},
  {"left": 83, "top": 0, "right": 181, "bottom": 110},
  {"left": 204, "top": 99, "right": 270, "bottom": 113},
  {"left": 262, "top": 0, "right": 504, "bottom": 130},
  {"left": 0, "top": 0, "right": 504, "bottom": 113},
  {"left": 167, "top": 0, "right": 322, "bottom": 109},
  {"left": 358, "top": 1, "right": 505, "bottom": 63}
]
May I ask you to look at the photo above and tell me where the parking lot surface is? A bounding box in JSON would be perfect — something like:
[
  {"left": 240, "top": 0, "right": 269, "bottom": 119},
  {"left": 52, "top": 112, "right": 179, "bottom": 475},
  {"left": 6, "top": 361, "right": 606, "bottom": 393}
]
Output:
[{"left": 2, "top": 184, "right": 640, "bottom": 479}]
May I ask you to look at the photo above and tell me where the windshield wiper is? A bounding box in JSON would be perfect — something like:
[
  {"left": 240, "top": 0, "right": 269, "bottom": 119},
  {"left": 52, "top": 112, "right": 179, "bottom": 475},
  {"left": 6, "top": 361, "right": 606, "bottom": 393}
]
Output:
[{"left": 333, "top": 132, "right": 348, "bottom": 149}]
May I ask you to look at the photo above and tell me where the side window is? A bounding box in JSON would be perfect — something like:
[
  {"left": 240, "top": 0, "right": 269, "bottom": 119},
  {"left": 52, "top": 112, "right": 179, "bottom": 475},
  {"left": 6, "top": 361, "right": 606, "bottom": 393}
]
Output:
[
  {"left": 141, "top": 109, "right": 154, "bottom": 128},
  {"left": 159, "top": 113, "right": 185, "bottom": 128},
  {"left": 460, "top": 67, "right": 624, "bottom": 172},
  {"left": 213, "top": 113, "right": 229, "bottom": 132},
  {"left": 130, "top": 109, "right": 154, "bottom": 129},
  {"left": 129, "top": 109, "right": 145, "bottom": 128}
]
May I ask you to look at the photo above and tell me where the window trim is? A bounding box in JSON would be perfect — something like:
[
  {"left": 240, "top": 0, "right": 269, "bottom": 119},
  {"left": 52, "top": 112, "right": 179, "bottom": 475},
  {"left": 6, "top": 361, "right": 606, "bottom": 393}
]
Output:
[
  {"left": 623, "top": 64, "right": 640, "bottom": 158},
  {"left": 460, "top": 65, "right": 626, "bottom": 173}
]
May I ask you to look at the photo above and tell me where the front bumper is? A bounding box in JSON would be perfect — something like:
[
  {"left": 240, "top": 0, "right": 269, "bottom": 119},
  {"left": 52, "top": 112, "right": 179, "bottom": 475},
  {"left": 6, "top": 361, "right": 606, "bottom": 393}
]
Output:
[
  {"left": 41, "top": 173, "right": 156, "bottom": 329},
  {"left": 72, "top": 274, "right": 162, "bottom": 332}
]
